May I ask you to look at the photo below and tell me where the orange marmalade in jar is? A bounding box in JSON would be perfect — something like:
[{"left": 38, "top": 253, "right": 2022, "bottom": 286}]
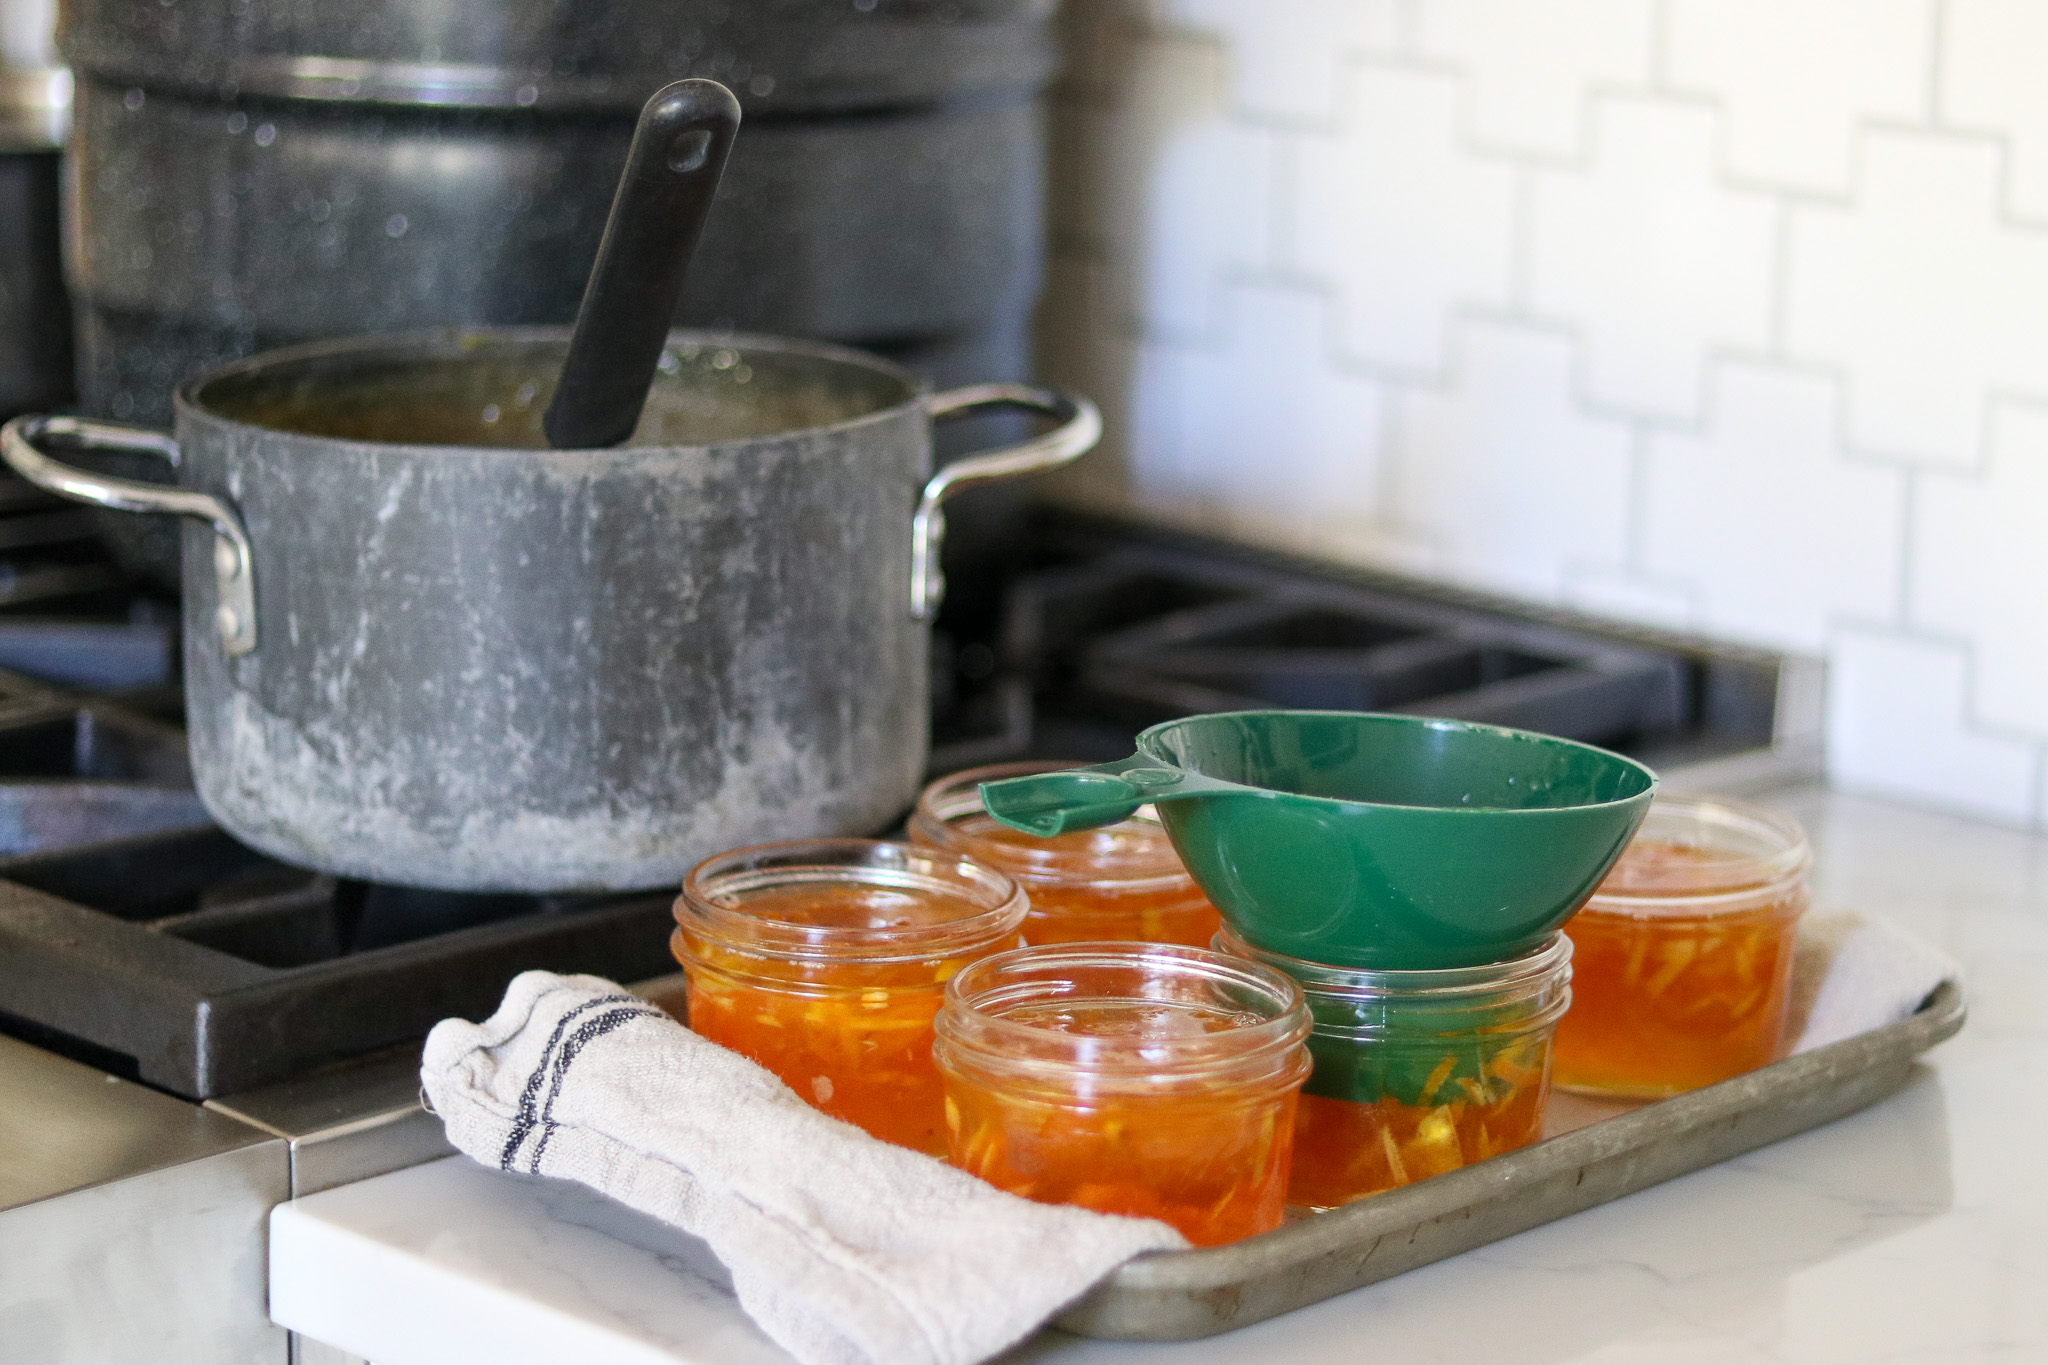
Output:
[
  {"left": 672, "top": 839, "right": 1026, "bottom": 1155},
  {"left": 1553, "top": 797, "right": 1810, "bottom": 1099},
  {"left": 908, "top": 761, "right": 1222, "bottom": 948},
  {"left": 1219, "top": 928, "right": 1571, "bottom": 1209},
  {"left": 934, "top": 943, "right": 1311, "bottom": 1246}
]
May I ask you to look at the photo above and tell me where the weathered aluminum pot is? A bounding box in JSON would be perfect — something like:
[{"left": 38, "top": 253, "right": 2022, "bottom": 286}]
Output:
[{"left": 0, "top": 328, "right": 1097, "bottom": 890}]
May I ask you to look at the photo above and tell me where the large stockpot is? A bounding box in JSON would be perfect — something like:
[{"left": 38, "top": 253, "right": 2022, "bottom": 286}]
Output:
[
  {"left": 0, "top": 9, "right": 72, "bottom": 419},
  {"left": 0, "top": 328, "right": 1099, "bottom": 891},
  {"left": 60, "top": 4, "right": 1051, "bottom": 583}
]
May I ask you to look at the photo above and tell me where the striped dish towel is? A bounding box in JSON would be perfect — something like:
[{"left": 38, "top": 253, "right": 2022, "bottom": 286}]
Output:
[{"left": 421, "top": 971, "right": 1184, "bottom": 1365}]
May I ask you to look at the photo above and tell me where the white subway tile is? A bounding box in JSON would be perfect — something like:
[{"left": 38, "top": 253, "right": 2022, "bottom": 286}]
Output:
[
  {"left": 1294, "top": 66, "right": 1516, "bottom": 376},
  {"left": 1091, "top": 31, "right": 1273, "bottom": 341},
  {"left": 1161, "top": 0, "right": 1399, "bottom": 124},
  {"left": 1562, "top": 568, "right": 1699, "bottom": 630},
  {"left": 1392, "top": 322, "right": 1632, "bottom": 601},
  {"left": 1785, "top": 131, "right": 2048, "bottom": 468},
  {"left": 1128, "top": 286, "right": 1387, "bottom": 542},
  {"left": 1416, "top": 0, "right": 1655, "bottom": 158},
  {"left": 1943, "top": 0, "right": 2048, "bottom": 221},
  {"left": 1914, "top": 402, "right": 2048, "bottom": 736},
  {"left": 1667, "top": 0, "right": 1932, "bottom": 194},
  {"left": 1644, "top": 366, "right": 1904, "bottom": 652},
  {"left": 1530, "top": 98, "right": 1777, "bottom": 420},
  {"left": 1827, "top": 629, "right": 2040, "bottom": 824}
]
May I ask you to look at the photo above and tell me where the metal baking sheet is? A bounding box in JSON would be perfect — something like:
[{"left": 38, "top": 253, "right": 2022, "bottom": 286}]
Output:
[{"left": 1056, "top": 980, "right": 1965, "bottom": 1340}]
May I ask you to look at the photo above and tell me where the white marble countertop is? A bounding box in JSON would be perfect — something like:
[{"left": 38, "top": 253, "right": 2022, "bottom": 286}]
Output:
[{"left": 269, "top": 785, "right": 2046, "bottom": 1365}]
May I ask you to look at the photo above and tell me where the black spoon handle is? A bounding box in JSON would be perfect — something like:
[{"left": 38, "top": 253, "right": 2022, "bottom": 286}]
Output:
[{"left": 543, "top": 79, "right": 740, "bottom": 449}]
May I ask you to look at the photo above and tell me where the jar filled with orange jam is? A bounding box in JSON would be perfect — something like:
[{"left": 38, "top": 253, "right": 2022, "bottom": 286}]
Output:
[
  {"left": 1216, "top": 929, "right": 1573, "bottom": 1210},
  {"left": 672, "top": 839, "right": 1026, "bottom": 1155},
  {"left": 907, "top": 762, "right": 1222, "bottom": 948},
  {"left": 933, "top": 943, "right": 1312, "bottom": 1246},
  {"left": 1553, "top": 797, "right": 1810, "bottom": 1099}
]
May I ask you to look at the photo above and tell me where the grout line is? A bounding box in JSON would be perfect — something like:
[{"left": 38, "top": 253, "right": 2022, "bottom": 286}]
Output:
[
  {"left": 1624, "top": 421, "right": 1654, "bottom": 573},
  {"left": 1372, "top": 366, "right": 1407, "bottom": 524},
  {"left": 1895, "top": 468, "right": 1919, "bottom": 629},
  {"left": 1648, "top": 0, "right": 1673, "bottom": 92},
  {"left": 1269, "top": 128, "right": 1297, "bottom": 277},
  {"left": 1394, "top": 0, "right": 1423, "bottom": 58},
  {"left": 1508, "top": 164, "right": 1538, "bottom": 319},
  {"left": 2032, "top": 744, "right": 2048, "bottom": 831},
  {"left": 1927, "top": 0, "right": 1949, "bottom": 127},
  {"left": 1769, "top": 193, "right": 1794, "bottom": 360}
]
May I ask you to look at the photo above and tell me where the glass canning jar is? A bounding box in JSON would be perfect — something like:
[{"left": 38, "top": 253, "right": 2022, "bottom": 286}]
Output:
[
  {"left": 1218, "top": 928, "right": 1573, "bottom": 1210},
  {"left": 1553, "top": 796, "right": 1810, "bottom": 1099},
  {"left": 908, "top": 761, "right": 1222, "bottom": 948},
  {"left": 672, "top": 838, "right": 1026, "bottom": 1155},
  {"left": 933, "top": 942, "right": 1312, "bottom": 1246}
]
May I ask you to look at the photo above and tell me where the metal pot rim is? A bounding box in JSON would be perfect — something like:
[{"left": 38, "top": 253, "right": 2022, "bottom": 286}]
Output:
[{"left": 171, "top": 324, "right": 933, "bottom": 454}]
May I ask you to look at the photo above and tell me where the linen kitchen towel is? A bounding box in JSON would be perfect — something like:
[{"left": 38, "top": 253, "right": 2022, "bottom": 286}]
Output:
[
  {"left": 1788, "top": 910, "right": 1962, "bottom": 1054},
  {"left": 421, "top": 971, "right": 1186, "bottom": 1365}
]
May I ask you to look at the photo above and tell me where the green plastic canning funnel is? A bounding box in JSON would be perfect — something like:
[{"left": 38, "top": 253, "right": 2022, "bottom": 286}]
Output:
[{"left": 978, "top": 710, "right": 1657, "bottom": 970}]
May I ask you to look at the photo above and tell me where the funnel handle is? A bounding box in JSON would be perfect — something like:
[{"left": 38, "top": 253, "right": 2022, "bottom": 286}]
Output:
[{"left": 978, "top": 755, "right": 1247, "bottom": 838}]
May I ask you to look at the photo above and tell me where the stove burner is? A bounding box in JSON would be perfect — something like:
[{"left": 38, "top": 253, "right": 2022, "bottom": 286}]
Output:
[{"left": 930, "top": 509, "right": 1788, "bottom": 775}]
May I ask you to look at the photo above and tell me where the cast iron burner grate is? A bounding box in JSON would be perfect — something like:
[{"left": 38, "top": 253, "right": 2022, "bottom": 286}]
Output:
[
  {"left": 0, "top": 815, "right": 677, "bottom": 1097},
  {"left": 929, "top": 508, "right": 1807, "bottom": 777}
]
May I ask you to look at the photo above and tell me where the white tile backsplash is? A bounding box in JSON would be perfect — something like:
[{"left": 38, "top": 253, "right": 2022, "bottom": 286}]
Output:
[
  {"left": 1041, "top": 0, "right": 2048, "bottom": 824},
  {"left": 1666, "top": 0, "right": 1933, "bottom": 194},
  {"left": 1827, "top": 630, "right": 2040, "bottom": 824},
  {"left": 1529, "top": 96, "right": 1777, "bottom": 419},
  {"left": 1642, "top": 364, "right": 1904, "bottom": 651},
  {"left": 1130, "top": 285, "right": 1387, "bottom": 542},
  {"left": 1392, "top": 321, "right": 1633, "bottom": 601},
  {"left": 1784, "top": 131, "right": 2048, "bottom": 469},
  {"left": 1293, "top": 64, "right": 1516, "bottom": 375},
  {"left": 1914, "top": 402, "right": 2048, "bottom": 735},
  {"left": 1415, "top": 0, "right": 1655, "bottom": 158},
  {"left": 1941, "top": 0, "right": 2048, "bottom": 222},
  {"left": 1159, "top": 0, "right": 1400, "bottom": 124}
]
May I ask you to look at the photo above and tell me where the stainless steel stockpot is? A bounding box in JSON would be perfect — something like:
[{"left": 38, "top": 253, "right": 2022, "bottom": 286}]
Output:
[{"left": 0, "top": 328, "right": 1097, "bottom": 890}]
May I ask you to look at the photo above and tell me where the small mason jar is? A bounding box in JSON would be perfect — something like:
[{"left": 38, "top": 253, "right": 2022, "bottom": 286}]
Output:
[
  {"left": 908, "top": 761, "right": 1222, "bottom": 947},
  {"left": 1553, "top": 796, "right": 1810, "bottom": 1099},
  {"left": 1218, "top": 928, "right": 1573, "bottom": 1210},
  {"left": 934, "top": 942, "right": 1312, "bottom": 1246},
  {"left": 672, "top": 839, "right": 1026, "bottom": 1155}
]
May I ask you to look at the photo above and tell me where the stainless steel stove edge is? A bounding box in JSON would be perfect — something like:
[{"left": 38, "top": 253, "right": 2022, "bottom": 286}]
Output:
[{"left": 0, "top": 1034, "right": 288, "bottom": 1364}]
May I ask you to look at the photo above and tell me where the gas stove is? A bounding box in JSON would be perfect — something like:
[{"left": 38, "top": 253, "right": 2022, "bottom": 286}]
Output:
[
  {"left": 0, "top": 497, "right": 1821, "bottom": 1102},
  {"left": 0, "top": 491, "right": 1820, "bottom": 1365}
]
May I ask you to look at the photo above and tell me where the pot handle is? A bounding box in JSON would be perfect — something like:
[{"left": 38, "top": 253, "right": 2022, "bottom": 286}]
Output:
[
  {"left": 913, "top": 384, "right": 1101, "bottom": 621},
  {"left": 0, "top": 414, "right": 258, "bottom": 656}
]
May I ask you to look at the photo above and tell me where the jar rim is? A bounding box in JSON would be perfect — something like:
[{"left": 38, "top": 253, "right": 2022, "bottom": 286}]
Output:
[
  {"left": 676, "top": 838, "right": 1027, "bottom": 964},
  {"left": 910, "top": 760, "right": 1199, "bottom": 894},
  {"left": 938, "top": 941, "right": 1311, "bottom": 1079},
  {"left": 1215, "top": 927, "right": 1573, "bottom": 1002},
  {"left": 1593, "top": 796, "right": 1811, "bottom": 900}
]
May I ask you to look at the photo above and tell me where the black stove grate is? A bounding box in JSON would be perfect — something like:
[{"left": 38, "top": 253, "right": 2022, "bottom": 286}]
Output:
[
  {"left": 0, "top": 817, "right": 676, "bottom": 1096},
  {"left": 929, "top": 509, "right": 1785, "bottom": 775}
]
